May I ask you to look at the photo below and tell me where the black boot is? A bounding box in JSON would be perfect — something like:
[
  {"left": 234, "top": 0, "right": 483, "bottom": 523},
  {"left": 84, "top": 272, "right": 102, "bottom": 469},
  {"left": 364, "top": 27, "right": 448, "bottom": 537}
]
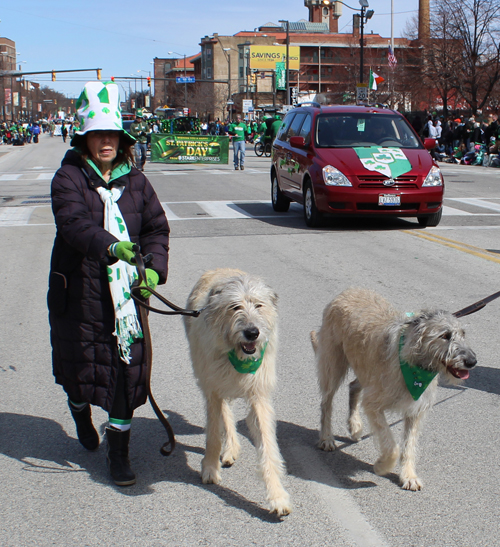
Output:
[
  {"left": 69, "top": 401, "right": 99, "bottom": 451},
  {"left": 106, "top": 427, "right": 136, "bottom": 486}
]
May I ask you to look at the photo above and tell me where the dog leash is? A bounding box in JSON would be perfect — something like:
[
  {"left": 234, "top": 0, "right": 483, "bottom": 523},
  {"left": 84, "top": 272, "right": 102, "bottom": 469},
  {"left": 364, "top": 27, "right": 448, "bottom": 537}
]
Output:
[
  {"left": 453, "top": 290, "right": 500, "bottom": 318},
  {"left": 129, "top": 246, "right": 202, "bottom": 456}
]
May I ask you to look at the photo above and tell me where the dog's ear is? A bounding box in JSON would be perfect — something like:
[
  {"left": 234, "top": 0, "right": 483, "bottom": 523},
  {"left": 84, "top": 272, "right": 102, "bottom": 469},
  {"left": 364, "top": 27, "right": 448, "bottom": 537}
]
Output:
[
  {"left": 206, "top": 286, "right": 223, "bottom": 305},
  {"left": 208, "top": 287, "right": 223, "bottom": 298},
  {"left": 270, "top": 290, "right": 278, "bottom": 308}
]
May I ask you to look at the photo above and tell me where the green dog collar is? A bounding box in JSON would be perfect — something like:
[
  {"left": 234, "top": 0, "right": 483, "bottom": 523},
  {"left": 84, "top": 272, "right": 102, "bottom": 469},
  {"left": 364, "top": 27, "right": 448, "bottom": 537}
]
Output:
[
  {"left": 399, "top": 326, "right": 438, "bottom": 401},
  {"left": 227, "top": 342, "right": 268, "bottom": 374}
]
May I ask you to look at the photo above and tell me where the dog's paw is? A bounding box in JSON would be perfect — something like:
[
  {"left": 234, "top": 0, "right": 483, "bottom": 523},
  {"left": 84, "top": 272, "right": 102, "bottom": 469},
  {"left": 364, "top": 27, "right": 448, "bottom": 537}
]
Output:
[
  {"left": 201, "top": 466, "right": 221, "bottom": 485},
  {"left": 318, "top": 437, "right": 337, "bottom": 452},
  {"left": 401, "top": 477, "right": 423, "bottom": 491},
  {"left": 269, "top": 494, "right": 292, "bottom": 517},
  {"left": 374, "top": 457, "right": 398, "bottom": 476},
  {"left": 221, "top": 449, "right": 239, "bottom": 467},
  {"left": 348, "top": 418, "right": 363, "bottom": 441},
  {"left": 220, "top": 441, "right": 240, "bottom": 467}
]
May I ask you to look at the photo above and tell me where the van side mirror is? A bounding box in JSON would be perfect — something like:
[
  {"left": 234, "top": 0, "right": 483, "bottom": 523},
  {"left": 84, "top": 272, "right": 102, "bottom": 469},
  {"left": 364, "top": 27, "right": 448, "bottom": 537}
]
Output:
[
  {"left": 423, "top": 137, "right": 437, "bottom": 150},
  {"left": 290, "top": 136, "right": 306, "bottom": 148}
]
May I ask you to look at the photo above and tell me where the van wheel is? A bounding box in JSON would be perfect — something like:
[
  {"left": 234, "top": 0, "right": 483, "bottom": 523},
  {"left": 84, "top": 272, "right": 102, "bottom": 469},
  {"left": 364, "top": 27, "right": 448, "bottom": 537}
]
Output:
[
  {"left": 417, "top": 208, "right": 442, "bottom": 227},
  {"left": 304, "top": 181, "right": 322, "bottom": 227},
  {"left": 271, "top": 174, "right": 290, "bottom": 212}
]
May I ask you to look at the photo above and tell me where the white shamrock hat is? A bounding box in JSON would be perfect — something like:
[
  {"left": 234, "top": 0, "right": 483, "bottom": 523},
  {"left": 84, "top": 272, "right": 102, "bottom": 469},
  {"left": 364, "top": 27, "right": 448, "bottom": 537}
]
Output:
[{"left": 71, "top": 81, "right": 135, "bottom": 146}]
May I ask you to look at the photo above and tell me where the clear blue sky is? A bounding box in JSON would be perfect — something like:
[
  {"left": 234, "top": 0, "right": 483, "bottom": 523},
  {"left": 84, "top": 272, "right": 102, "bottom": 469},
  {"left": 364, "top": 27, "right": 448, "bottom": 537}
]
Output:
[{"left": 1, "top": 0, "right": 419, "bottom": 98}]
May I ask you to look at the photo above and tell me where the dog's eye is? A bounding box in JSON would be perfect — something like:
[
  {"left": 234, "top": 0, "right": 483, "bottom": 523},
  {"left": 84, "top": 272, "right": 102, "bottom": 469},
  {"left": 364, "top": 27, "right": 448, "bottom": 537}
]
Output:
[
  {"left": 441, "top": 331, "right": 452, "bottom": 340},
  {"left": 255, "top": 303, "right": 263, "bottom": 309},
  {"left": 230, "top": 305, "right": 243, "bottom": 311}
]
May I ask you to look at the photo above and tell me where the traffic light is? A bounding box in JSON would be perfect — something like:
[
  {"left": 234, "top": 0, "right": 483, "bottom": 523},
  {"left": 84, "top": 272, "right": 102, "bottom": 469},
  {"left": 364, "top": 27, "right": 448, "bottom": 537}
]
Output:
[
  {"left": 52, "top": 71, "right": 56, "bottom": 82},
  {"left": 147, "top": 77, "right": 151, "bottom": 87},
  {"left": 97, "top": 69, "right": 101, "bottom": 80},
  {"left": 251, "top": 72, "right": 257, "bottom": 85},
  {"left": 110, "top": 76, "right": 115, "bottom": 82}
]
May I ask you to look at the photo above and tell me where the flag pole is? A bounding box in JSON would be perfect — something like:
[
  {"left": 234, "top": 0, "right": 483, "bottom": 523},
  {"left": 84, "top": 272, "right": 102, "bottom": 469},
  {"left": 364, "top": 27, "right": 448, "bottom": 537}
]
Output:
[{"left": 390, "top": 0, "right": 394, "bottom": 108}]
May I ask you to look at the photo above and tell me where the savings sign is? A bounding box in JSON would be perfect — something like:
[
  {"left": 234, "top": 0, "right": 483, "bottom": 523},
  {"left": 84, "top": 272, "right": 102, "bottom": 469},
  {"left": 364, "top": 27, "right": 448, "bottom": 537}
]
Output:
[{"left": 249, "top": 46, "right": 300, "bottom": 71}]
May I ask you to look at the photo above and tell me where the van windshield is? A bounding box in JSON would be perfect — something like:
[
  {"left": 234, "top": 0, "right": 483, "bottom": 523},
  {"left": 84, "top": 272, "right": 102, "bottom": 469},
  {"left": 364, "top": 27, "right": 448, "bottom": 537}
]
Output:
[{"left": 315, "top": 113, "right": 422, "bottom": 149}]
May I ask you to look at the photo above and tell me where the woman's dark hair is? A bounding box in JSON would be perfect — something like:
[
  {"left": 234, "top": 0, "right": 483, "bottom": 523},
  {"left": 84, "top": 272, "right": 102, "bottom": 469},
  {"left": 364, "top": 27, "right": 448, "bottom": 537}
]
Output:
[{"left": 79, "top": 132, "right": 135, "bottom": 168}]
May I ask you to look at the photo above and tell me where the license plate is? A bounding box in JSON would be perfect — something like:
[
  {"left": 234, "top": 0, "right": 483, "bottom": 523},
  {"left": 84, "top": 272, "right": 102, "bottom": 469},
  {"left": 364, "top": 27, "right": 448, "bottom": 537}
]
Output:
[{"left": 378, "top": 194, "right": 401, "bottom": 206}]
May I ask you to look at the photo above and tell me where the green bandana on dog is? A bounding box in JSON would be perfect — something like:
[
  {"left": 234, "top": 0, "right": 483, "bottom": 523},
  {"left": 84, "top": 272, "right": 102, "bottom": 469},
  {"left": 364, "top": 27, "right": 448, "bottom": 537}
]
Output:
[
  {"left": 399, "top": 328, "right": 438, "bottom": 401},
  {"left": 228, "top": 342, "right": 268, "bottom": 374}
]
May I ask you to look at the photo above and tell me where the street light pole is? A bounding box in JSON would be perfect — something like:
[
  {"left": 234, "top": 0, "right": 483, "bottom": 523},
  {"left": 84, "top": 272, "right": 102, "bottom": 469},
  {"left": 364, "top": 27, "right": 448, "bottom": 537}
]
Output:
[
  {"left": 184, "top": 54, "right": 187, "bottom": 106},
  {"left": 334, "top": 1, "right": 373, "bottom": 85}
]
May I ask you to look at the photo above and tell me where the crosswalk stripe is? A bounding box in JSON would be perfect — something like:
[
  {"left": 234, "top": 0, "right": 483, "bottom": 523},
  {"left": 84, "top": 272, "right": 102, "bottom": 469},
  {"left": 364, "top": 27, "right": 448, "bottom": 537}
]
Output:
[
  {"left": 0, "top": 207, "right": 35, "bottom": 225},
  {"left": 0, "top": 174, "right": 21, "bottom": 180},
  {"left": 448, "top": 197, "right": 500, "bottom": 213},
  {"left": 443, "top": 205, "right": 472, "bottom": 216},
  {"left": 4, "top": 198, "right": 500, "bottom": 226}
]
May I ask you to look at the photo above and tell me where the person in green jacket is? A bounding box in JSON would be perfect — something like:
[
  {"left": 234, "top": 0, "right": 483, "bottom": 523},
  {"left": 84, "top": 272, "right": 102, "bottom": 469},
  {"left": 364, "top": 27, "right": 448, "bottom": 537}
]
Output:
[
  {"left": 129, "top": 110, "right": 149, "bottom": 171},
  {"left": 228, "top": 114, "right": 248, "bottom": 170},
  {"left": 270, "top": 114, "right": 283, "bottom": 141}
]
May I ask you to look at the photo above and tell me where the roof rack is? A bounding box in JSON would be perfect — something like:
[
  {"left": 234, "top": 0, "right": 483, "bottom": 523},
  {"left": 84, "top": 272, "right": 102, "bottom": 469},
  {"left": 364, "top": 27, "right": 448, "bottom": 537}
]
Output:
[{"left": 297, "top": 101, "right": 322, "bottom": 109}]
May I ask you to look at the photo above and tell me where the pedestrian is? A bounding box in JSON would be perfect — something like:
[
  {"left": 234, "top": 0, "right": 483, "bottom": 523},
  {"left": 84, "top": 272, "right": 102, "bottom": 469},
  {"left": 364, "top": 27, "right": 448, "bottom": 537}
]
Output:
[
  {"left": 61, "top": 122, "right": 68, "bottom": 143},
  {"left": 228, "top": 114, "right": 248, "bottom": 170},
  {"left": 129, "top": 109, "right": 149, "bottom": 171},
  {"left": 270, "top": 114, "right": 283, "bottom": 142},
  {"left": 48, "top": 81, "right": 170, "bottom": 486},
  {"left": 32, "top": 122, "right": 40, "bottom": 143}
]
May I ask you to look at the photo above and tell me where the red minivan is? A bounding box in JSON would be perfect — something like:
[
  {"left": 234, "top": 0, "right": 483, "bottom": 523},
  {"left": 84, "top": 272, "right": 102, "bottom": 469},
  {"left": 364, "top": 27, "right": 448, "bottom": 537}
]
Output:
[{"left": 271, "top": 104, "right": 443, "bottom": 227}]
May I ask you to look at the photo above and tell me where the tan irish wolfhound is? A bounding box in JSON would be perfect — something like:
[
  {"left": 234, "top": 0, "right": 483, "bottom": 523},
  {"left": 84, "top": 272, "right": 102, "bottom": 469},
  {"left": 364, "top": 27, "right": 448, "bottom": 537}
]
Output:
[
  {"left": 183, "top": 268, "right": 291, "bottom": 516},
  {"left": 311, "top": 287, "right": 477, "bottom": 491}
]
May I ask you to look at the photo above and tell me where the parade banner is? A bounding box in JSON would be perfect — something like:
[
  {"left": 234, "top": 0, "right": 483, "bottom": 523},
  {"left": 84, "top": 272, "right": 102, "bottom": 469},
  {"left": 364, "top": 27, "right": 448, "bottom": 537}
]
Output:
[
  {"left": 276, "top": 62, "right": 286, "bottom": 90},
  {"left": 150, "top": 133, "right": 229, "bottom": 164}
]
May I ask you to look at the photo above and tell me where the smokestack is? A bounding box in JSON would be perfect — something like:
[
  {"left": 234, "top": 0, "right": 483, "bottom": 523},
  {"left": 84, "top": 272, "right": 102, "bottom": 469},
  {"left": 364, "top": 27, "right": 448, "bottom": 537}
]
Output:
[{"left": 419, "top": 0, "right": 430, "bottom": 41}]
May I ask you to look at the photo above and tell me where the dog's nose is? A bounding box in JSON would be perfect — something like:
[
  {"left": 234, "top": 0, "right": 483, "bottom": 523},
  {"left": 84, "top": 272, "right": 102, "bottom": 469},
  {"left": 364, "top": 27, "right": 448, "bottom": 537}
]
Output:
[
  {"left": 464, "top": 350, "right": 477, "bottom": 369},
  {"left": 243, "top": 327, "right": 259, "bottom": 341}
]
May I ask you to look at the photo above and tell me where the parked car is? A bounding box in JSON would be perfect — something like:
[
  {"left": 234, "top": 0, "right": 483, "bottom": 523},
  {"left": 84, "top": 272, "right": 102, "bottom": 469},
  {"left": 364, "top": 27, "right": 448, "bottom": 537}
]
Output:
[{"left": 270, "top": 103, "right": 443, "bottom": 227}]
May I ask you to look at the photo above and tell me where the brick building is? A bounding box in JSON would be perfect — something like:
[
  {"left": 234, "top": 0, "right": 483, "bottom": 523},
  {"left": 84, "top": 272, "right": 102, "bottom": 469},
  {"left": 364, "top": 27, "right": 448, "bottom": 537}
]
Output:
[
  {"left": 153, "top": 0, "right": 424, "bottom": 120},
  {"left": 152, "top": 54, "right": 198, "bottom": 112},
  {"left": 0, "top": 37, "right": 17, "bottom": 119}
]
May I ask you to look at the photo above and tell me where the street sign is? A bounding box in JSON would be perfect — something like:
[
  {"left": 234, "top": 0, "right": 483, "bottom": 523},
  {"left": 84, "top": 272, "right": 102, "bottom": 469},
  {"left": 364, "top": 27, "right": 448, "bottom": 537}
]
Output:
[
  {"left": 242, "top": 99, "right": 253, "bottom": 113},
  {"left": 227, "top": 100, "right": 234, "bottom": 105},
  {"left": 176, "top": 77, "right": 195, "bottom": 84},
  {"left": 356, "top": 83, "right": 368, "bottom": 104}
]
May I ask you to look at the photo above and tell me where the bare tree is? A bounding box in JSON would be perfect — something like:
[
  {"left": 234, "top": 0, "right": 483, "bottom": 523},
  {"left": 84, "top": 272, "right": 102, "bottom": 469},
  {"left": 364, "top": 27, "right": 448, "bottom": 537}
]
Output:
[
  {"left": 442, "top": 0, "right": 500, "bottom": 114},
  {"left": 419, "top": 3, "right": 463, "bottom": 115}
]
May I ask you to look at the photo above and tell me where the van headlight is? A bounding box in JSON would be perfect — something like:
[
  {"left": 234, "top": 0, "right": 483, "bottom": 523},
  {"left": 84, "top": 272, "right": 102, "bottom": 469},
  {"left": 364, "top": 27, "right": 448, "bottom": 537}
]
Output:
[
  {"left": 322, "top": 165, "right": 352, "bottom": 186},
  {"left": 423, "top": 166, "right": 443, "bottom": 186}
]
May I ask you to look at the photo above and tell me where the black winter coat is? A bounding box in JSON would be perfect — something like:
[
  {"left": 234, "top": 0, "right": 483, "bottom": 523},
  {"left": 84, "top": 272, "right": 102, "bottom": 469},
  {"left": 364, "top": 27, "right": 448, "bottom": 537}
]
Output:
[{"left": 48, "top": 150, "right": 169, "bottom": 412}]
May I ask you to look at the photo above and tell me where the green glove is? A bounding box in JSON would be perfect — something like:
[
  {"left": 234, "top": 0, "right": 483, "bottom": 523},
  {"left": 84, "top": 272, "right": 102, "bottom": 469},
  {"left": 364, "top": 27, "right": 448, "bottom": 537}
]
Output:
[
  {"left": 109, "top": 241, "right": 137, "bottom": 265},
  {"left": 138, "top": 269, "right": 159, "bottom": 298}
]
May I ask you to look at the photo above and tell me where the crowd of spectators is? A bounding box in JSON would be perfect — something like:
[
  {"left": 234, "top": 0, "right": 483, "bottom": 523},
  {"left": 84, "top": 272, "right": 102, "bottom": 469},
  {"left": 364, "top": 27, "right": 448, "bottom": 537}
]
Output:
[{"left": 412, "top": 113, "right": 500, "bottom": 167}]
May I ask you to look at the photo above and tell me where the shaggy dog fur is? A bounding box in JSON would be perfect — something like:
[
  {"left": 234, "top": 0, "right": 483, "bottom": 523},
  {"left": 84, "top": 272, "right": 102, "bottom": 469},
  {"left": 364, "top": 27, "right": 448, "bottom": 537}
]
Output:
[
  {"left": 311, "top": 287, "right": 477, "bottom": 491},
  {"left": 183, "top": 268, "right": 291, "bottom": 516}
]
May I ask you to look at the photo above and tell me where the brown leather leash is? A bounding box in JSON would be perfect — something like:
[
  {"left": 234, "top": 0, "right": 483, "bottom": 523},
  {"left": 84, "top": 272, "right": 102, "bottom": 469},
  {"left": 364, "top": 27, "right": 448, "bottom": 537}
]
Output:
[
  {"left": 129, "top": 247, "right": 201, "bottom": 456},
  {"left": 453, "top": 290, "right": 500, "bottom": 318}
]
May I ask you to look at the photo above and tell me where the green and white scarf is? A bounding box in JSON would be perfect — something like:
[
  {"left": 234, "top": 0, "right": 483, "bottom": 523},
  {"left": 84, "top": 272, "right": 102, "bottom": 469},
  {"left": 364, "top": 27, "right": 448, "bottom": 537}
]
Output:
[{"left": 96, "top": 185, "right": 142, "bottom": 364}]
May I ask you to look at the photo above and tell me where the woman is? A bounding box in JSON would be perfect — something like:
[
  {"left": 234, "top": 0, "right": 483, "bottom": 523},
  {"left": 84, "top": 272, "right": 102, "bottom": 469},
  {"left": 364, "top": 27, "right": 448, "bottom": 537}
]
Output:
[{"left": 48, "top": 81, "right": 169, "bottom": 486}]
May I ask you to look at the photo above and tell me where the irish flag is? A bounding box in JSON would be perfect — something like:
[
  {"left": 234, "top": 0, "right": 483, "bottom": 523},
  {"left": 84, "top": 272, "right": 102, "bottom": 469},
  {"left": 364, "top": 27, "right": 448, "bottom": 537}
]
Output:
[{"left": 369, "top": 70, "right": 385, "bottom": 90}]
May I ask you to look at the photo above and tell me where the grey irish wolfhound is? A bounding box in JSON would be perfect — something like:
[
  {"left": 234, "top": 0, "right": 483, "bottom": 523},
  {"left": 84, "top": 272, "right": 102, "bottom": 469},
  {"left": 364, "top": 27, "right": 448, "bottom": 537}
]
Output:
[
  {"left": 311, "top": 287, "right": 477, "bottom": 491},
  {"left": 183, "top": 268, "right": 291, "bottom": 516}
]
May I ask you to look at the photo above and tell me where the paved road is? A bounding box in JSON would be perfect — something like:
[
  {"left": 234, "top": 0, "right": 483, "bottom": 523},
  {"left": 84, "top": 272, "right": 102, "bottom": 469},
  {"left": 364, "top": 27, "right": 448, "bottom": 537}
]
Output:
[{"left": 1, "top": 135, "right": 499, "bottom": 546}]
